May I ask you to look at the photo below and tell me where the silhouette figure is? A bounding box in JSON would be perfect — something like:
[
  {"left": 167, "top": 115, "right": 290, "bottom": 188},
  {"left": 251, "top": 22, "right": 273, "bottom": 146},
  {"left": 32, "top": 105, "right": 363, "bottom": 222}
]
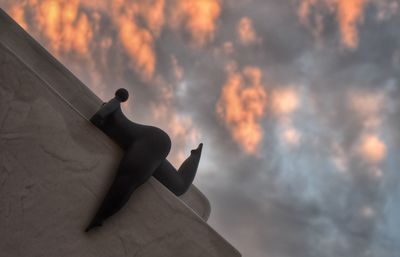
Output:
[{"left": 85, "top": 88, "right": 203, "bottom": 232}]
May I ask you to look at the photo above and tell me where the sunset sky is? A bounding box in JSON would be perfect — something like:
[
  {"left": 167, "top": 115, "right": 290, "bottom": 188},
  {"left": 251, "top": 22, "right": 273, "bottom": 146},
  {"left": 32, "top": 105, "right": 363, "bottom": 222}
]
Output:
[{"left": 2, "top": 0, "right": 400, "bottom": 256}]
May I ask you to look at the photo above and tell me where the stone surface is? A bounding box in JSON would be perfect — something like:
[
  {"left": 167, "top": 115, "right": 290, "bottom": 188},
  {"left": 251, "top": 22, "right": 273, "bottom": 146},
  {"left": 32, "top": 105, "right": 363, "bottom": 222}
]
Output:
[{"left": 0, "top": 9, "right": 239, "bottom": 257}]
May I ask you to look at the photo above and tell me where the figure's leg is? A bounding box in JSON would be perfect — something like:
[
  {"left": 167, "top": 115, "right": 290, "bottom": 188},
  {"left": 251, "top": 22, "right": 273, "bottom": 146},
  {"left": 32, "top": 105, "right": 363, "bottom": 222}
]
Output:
[
  {"left": 153, "top": 160, "right": 185, "bottom": 196},
  {"left": 153, "top": 143, "right": 203, "bottom": 196},
  {"left": 86, "top": 133, "right": 171, "bottom": 232}
]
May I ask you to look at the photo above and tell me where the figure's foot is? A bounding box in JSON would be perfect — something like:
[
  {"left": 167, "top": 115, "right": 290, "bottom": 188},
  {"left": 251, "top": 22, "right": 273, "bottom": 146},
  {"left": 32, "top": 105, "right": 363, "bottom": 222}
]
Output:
[
  {"left": 85, "top": 219, "right": 103, "bottom": 232},
  {"left": 191, "top": 143, "right": 203, "bottom": 154}
]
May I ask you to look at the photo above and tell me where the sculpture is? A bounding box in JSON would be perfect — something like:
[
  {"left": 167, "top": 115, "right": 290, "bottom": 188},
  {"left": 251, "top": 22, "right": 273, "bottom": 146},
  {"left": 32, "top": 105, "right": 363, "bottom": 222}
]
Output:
[{"left": 85, "top": 88, "right": 203, "bottom": 232}]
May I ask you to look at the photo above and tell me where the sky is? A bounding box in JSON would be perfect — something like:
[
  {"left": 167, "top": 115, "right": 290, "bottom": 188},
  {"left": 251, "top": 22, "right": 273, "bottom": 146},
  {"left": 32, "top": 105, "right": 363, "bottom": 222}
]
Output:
[{"left": 2, "top": 0, "right": 400, "bottom": 256}]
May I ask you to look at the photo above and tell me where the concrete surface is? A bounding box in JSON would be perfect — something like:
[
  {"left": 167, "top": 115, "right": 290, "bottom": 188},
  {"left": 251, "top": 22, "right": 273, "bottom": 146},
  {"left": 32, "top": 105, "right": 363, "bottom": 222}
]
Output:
[
  {"left": 0, "top": 9, "right": 210, "bottom": 220},
  {"left": 0, "top": 8, "right": 211, "bottom": 221},
  {"left": 0, "top": 9, "right": 239, "bottom": 257}
]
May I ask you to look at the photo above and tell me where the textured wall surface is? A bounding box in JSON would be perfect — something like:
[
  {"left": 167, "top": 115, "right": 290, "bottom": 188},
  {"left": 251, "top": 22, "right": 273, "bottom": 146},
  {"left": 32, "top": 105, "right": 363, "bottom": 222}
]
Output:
[
  {"left": 0, "top": 9, "right": 239, "bottom": 257},
  {"left": 0, "top": 8, "right": 211, "bottom": 221}
]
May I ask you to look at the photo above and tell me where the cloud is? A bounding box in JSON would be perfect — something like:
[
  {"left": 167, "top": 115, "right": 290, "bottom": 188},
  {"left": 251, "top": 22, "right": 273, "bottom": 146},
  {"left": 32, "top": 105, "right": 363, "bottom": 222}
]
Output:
[
  {"left": 216, "top": 65, "right": 267, "bottom": 154},
  {"left": 348, "top": 89, "right": 387, "bottom": 164},
  {"left": 280, "top": 127, "right": 301, "bottom": 146},
  {"left": 171, "top": 55, "right": 183, "bottom": 80},
  {"left": 9, "top": 3, "right": 27, "bottom": 29},
  {"left": 168, "top": 0, "right": 221, "bottom": 47},
  {"left": 336, "top": 0, "right": 368, "bottom": 49},
  {"left": 20, "top": 0, "right": 94, "bottom": 55},
  {"left": 358, "top": 134, "right": 386, "bottom": 164},
  {"left": 296, "top": 0, "right": 397, "bottom": 49},
  {"left": 110, "top": 0, "right": 165, "bottom": 80},
  {"left": 348, "top": 89, "right": 384, "bottom": 130},
  {"left": 237, "top": 17, "right": 260, "bottom": 45},
  {"left": 271, "top": 87, "right": 300, "bottom": 115}
]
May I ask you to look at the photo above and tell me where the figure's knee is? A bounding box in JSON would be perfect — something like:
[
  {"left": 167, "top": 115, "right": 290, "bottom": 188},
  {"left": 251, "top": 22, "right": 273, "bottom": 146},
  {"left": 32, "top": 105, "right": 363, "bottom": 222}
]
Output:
[
  {"left": 171, "top": 180, "right": 187, "bottom": 196},
  {"left": 157, "top": 129, "right": 171, "bottom": 157},
  {"left": 147, "top": 127, "right": 171, "bottom": 158}
]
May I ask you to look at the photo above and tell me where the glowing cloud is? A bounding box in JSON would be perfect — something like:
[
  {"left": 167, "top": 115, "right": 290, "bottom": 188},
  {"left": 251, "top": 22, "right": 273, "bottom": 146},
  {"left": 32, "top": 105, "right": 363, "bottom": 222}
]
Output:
[
  {"left": 9, "top": 4, "right": 27, "bottom": 30},
  {"left": 359, "top": 134, "right": 386, "bottom": 163},
  {"left": 270, "top": 87, "right": 301, "bottom": 148},
  {"left": 348, "top": 89, "right": 387, "bottom": 165},
  {"left": 23, "top": 0, "right": 95, "bottom": 55},
  {"left": 336, "top": 0, "right": 367, "bottom": 49},
  {"left": 117, "top": 16, "right": 156, "bottom": 80},
  {"left": 216, "top": 66, "right": 267, "bottom": 154},
  {"left": 7, "top": 0, "right": 166, "bottom": 80},
  {"left": 297, "top": 0, "right": 373, "bottom": 49},
  {"left": 111, "top": 0, "right": 166, "bottom": 80},
  {"left": 280, "top": 127, "right": 301, "bottom": 146},
  {"left": 237, "top": 17, "right": 259, "bottom": 45},
  {"left": 271, "top": 87, "right": 300, "bottom": 115},
  {"left": 169, "top": 0, "right": 221, "bottom": 47}
]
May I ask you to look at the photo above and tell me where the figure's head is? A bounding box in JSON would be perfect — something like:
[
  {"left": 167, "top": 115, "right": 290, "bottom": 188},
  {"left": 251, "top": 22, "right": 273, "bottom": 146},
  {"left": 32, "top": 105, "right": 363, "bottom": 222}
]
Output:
[{"left": 115, "top": 88, "right": 129, "bottom": 102}]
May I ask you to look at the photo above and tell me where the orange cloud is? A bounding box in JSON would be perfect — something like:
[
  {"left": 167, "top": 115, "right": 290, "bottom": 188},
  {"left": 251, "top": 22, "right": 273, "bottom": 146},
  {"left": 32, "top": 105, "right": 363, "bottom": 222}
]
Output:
[
  {"left": 348, "top": 89, "right": 387, "bottom": 165},
  {"left": 271, "top": 87, "right": 300, "bottom": 115},
  {"left": 359, "top": 134, "right": 386, "bottom": 163},
  {"left": 216, "top": 66, "right": 267, "bottom": 154},
  {"left": 237, "top": 17, "right": 260, "bottom": 45},
  {"left": 7, "top": 0, "right": 97, "bottom": 57},
  {"left": 298, "top": 0, "right": 324, "bottom": 43},
  {"left": 9, "top": 4, "right": 28, "bottom": 30},
  {"left": 9, "top": 0, "right": 106, "bottom": 95},
  {"left": 297, "top": 0, "right": 370, "bottom": 49},
  {"left": 116, "top": 15, "right": 156, "bottom": 80},
  {"left": 110, "top": 0, "right": 166, "bottom": 80},
  {"left": 136, "top": 0, "right": 165, "bottom": 36},
  {"left": 270, "top": 87, "right": 301, "bottom": 148},
  {"left": 29, "top": 0, "right": 94, "bottom": 55},
  {"left": 169, "top": 0, "right": 221, "bottom": 47},
  {"left": 8, "top": 0, "right": 166, "bottom": 80},
  {"left": 336, "top": 0, "right": 367, "bottom": 49}
]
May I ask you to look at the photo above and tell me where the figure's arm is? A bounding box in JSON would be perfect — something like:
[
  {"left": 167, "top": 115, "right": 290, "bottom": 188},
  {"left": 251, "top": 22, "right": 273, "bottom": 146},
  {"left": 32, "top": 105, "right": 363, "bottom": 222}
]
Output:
[
  {"left": 95, "top": 98, "right": 120, "bottom": 119},
  {"left": 89, "top": 98, "right": 119, "bottom": 126}
]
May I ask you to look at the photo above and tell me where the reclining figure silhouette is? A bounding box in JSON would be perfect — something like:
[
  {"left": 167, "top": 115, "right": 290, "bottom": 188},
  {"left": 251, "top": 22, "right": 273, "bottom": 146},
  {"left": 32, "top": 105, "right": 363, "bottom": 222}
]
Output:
[{"left": 85, "top": 88, "right": 203, "bottom": 232}]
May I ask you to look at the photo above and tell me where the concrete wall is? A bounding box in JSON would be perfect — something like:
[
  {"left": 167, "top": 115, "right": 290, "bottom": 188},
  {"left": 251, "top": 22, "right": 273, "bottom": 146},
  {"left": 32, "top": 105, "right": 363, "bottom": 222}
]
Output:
[
  {"left": 0, "top": 8, "right": 211, "bottom": 221},
  {"left": 0, "top": 9, "right": 240, "bottom": 257}
]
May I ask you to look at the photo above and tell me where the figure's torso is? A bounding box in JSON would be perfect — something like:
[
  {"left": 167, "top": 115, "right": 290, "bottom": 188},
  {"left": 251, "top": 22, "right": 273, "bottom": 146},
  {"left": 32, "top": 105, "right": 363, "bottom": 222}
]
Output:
[{"left": 98, "top": 106, "right": 170, "bottom": 150}]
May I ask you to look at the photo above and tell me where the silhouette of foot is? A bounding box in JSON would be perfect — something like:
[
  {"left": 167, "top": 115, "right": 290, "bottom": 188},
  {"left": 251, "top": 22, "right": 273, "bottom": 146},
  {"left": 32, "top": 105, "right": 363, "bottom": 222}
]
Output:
[{"left": 85, "top": 219, "right": 103, "bottom": 232}]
